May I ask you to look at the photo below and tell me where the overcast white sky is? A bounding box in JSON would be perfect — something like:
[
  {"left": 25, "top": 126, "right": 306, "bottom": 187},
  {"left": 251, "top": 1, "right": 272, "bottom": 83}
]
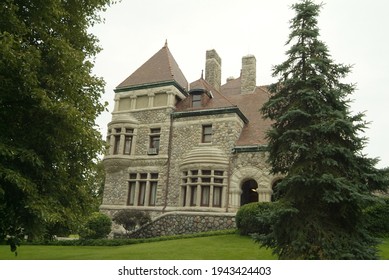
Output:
[{"left": 91, "top": 0, "right": 389, "bottom": 168}]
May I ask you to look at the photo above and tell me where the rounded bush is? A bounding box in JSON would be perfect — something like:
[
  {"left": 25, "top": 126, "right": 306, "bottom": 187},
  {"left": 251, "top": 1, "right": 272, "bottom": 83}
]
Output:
[
  {"left": 79, "top": 212, "right": 112, "bottom": 239},
  {"left": 236, "top": 202, "right": 278, "bottom": 235}
]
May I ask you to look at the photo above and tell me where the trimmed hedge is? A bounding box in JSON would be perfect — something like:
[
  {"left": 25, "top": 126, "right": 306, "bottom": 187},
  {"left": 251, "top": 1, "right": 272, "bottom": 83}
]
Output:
[
  {"left": 24, "top": 229, "right": 237, "bottom": 246},
  {"left": 236, "top": 202, "right": 278, "bottom": 236}
]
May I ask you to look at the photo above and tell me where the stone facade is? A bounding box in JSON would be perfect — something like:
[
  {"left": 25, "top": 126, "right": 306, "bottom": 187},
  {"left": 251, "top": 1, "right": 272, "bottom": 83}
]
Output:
[{"left": 100, "top": 44, "right": 277, "bottom": 237}]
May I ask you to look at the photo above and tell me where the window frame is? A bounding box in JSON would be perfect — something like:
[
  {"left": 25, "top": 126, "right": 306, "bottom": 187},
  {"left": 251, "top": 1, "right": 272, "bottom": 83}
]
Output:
[
  {"left": 192, "top": 93, "right": 202, "bottom": 108},
  {"left": 202, "top": 124, "right": 212, "bottom": 143},
  {"left": 149, "top": 128, "right": 161, "bottom": 155}
]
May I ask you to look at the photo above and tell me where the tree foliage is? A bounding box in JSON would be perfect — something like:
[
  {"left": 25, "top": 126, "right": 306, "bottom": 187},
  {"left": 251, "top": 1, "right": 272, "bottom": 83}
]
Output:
[
  {"left": 258, "top": 0, "right": 389, "bottom": 259},
  {"left": 0, "top": 0, "right": 113, "bottom": 251},
  {"left": 79, "top": 212, "right": 112, "bottom": 239}
]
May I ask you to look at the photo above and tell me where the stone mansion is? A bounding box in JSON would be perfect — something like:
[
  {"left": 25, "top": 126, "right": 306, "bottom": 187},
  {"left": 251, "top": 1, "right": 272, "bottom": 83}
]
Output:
[{"left": 100, "top": 42, "right": 280, "bottom": 222}]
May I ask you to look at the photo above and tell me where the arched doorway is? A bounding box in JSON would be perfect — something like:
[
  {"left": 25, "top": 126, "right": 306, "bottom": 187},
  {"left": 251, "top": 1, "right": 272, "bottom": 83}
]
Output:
[{"left": 240, "top": 179, "right": 258, "bottom": 206}]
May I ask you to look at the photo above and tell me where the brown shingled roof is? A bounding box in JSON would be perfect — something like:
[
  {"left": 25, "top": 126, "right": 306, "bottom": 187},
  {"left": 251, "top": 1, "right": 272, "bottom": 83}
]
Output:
[
  {"left": 176, "top": 78, "right": 236, "bottom": 111},
  {"left": 116, "top": 42, "right": 188, "bottom": 90},
  {"left": 221, "top": 77, "right": 272, "bottom": 145},
  {"left": 177, "top": 76, "right": 272, "bottom": 146}
]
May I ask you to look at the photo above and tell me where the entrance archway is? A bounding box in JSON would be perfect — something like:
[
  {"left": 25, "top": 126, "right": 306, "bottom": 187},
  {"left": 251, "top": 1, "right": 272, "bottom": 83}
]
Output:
[{"left": 240, "top": 179, "right": 258, "bottom": 206}]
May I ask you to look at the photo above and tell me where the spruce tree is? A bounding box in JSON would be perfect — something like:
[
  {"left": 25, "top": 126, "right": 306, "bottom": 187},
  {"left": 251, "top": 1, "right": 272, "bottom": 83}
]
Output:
[{"left": 259, "top": 0, "right": 388, "bottom": 259}]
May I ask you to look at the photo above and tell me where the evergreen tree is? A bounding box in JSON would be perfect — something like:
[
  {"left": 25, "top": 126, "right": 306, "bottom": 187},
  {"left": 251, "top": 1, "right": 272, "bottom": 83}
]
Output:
[
  {"left": 0, "top": 0, "right": 113, "bottom": 252},
  {"left": 259, "top": 0, "right": 388, "bottom": 259}
]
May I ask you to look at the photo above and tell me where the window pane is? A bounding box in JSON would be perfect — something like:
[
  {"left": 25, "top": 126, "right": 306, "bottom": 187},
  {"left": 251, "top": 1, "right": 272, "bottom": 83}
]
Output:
[
  {"left": 202, "top": 170, "right": 211, "bottom": 175},
  {"left": 213, "top": 186, "right": 222, "bottom": 207},
  {"left": 192, "top": 93, "right": 202, "bottom": 107},
  {"left": 214, "top": 178, "right": 223, "bottom": 184},
  {"left": 149, "top": 182, "right": 157, "bottom": 206},
  {"left": 138, "top": 182, "right": 146, "bottom": 205},
  {"left": 150, "top": 173, "right": 158, "bottom": 179},
  {"left": 201, "top": 186, "right": 210, "bottom": 206},
  {"left": 129, "top": 173, "right": 137, "bottom": 180},
  {"left": 123, "top": 136, "right": 132, "bottom": 155},
  {"left": 113, "top": 135, "right": 120, "bottom": 154},
  {"left": 150, "top": 136, "right": 160, "bottom": 149},
  {"left": 190, "top": 185, "right": 197, "bottom": 206},
  {"left": 202, "top": 125, "right": 212, "bottom": 143},
  {"left": 127, "top": 182, "right": 136, "bottom": 205},
  {"left": 181, "top": 186, "right": 187, "bottom": 207},
  {"left": 125, "top": 128, "right": 133, "bottom": 134},
  {"left": 140, "top": 173, "right": 147, "bottom": 180},
  {"left": 202, "top": 177, "right": 211, "bottom": 183}
]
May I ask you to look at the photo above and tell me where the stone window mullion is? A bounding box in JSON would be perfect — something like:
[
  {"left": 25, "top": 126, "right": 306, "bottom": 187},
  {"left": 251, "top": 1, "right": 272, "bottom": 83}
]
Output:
[
  {"left": 133, "top": 180, "right": 140, "bottom": 206},
  {"left": 185, "top": 185, "right": 190, "bottom": 207}
]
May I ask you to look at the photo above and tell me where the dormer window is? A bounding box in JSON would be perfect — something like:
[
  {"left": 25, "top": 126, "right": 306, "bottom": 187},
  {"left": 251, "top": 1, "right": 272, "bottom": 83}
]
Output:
[{"left": 192, "top": 93, "right": 202, "bottom": 108}]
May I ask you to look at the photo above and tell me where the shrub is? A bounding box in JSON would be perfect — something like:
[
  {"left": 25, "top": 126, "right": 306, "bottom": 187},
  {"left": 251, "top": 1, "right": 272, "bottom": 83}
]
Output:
[
  {"left": 79, "top": 212, "right": 112, "bottom": 239},
  {"left": 365, "top": 197, "right": 389, "bottom": 237},
  {"left": 236, "top": 202, "right": 280, "bottom": 236},
  {"left": 113, "top": 210, "right": 151, "bottom": 235}
]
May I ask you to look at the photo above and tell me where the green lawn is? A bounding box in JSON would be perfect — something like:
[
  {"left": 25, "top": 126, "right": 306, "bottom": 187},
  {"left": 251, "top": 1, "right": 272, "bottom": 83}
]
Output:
[{"left": 1, "top": 234, "right": 388, "bottom": 260}]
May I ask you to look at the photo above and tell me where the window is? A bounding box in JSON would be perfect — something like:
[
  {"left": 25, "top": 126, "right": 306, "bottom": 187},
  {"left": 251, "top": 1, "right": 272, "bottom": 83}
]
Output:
[
  {"left": 123, "top": 129, "right": 133, "bottom": 155},
  {"left": 127, "top": 182, "right": 136, "bottom": 205},
  {"left": 109, "top": 127, "right": 135, "bottom": 155},
  {"left": 138, "top": 182, "right": 146, "bottom": 206},
  {"left": 192, "top": 93, "right": 202, "bottom": 107},
  {"left": 149, "top": 173, "right": 158, "bottom": 206},
  {"left": 113, "top": 128, "right": 121, "bottom": 154},
  {"left": 190, "top": 185, "right": 197, "bottom": 206},
  {"left": 181, "top": 169, "right": 225, "bottom": 208},
  {"left": 201, "top": 186, "right": 210, "bottom": 206},
  {"left": 213, "top": 186, "right": 222, "bottom": 207},
  {"left": 202, "top": 125, "right": 212, "bottom": 143},
  {"left": 149, "top": 128, "right": 161, "bottom": 155},
  {"left": 127, "top": 173, "right": 159, "bottom": 207}
]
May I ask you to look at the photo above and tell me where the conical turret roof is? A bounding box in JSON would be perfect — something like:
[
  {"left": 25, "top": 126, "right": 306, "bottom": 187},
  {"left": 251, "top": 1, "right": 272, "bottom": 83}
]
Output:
[{"left": 116, "top": 42, "right": 188, "bottom": 91}]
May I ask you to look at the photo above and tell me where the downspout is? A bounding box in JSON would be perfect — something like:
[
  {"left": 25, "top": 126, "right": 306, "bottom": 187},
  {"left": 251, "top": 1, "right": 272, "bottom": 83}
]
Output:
[
  {"left": 162, "top": 113, "right": 174, "bottom": 213},
  {"left": 225, "top": 148, "right": 236, "bottom": 212},
  {"left": 225, "top": 156, "right": 231, "bottom": 212}
]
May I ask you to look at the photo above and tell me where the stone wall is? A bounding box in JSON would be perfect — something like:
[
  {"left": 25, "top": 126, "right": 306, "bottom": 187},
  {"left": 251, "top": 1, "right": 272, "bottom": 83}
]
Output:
[{"left": 128, "top": 212, "right": 236, "bottom": 238}]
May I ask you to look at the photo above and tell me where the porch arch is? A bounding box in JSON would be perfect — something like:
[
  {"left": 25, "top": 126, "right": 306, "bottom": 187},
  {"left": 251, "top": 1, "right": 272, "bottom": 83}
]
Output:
[{"left": 229, "top": 166, "right": 273, "bottom": 211}]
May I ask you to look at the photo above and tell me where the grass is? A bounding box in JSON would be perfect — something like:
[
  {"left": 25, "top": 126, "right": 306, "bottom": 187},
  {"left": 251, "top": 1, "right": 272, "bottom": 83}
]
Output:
[
  {"left": 1, "top": 234, "right": 388, "bottom": 260},
  {"left": 0, "top": 234, "right": 274, "bottom": 260}
]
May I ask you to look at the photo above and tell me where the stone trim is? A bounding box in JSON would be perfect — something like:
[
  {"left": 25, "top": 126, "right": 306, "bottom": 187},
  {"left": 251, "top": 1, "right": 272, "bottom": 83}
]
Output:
[
  {"left": 127, "top": 211, "right": 236, "bottom": 238},
  {"left": 172, "top": 107, "right": 249, "bottom": 124},
  {"left": 115, "top": 80, "right": 188, "bottom": 96}
]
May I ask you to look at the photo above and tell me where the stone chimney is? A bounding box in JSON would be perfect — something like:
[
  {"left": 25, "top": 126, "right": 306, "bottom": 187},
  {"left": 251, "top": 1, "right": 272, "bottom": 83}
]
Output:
[
  {"left": 205, "top": 49, "right": 221, "bottom": 91},
  {"left": 241, "top": 55, "right": 256, "bottom": 94}
]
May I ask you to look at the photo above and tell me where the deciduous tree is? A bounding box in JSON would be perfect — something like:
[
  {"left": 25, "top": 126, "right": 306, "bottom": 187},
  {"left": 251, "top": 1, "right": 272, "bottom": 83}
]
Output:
[{"left": 0, "top": 0, "right": 113, "bottom": 252}]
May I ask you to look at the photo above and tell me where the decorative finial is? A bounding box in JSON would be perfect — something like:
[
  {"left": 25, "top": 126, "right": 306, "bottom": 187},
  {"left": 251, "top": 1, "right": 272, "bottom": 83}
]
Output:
[
  {"left": 201, "top": 70, "right": 204, "bottom": 79},
  {"left": 164, "top": 39, "right": 168, "bottom": 47}
]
